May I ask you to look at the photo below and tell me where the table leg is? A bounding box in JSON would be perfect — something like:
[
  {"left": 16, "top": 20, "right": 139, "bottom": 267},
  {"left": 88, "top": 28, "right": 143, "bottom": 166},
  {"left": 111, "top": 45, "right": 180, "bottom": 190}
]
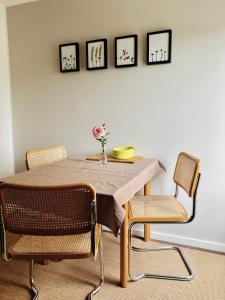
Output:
[
  {"left": 120, "top": 202, "right": 128, "bottom": 287},
  {"left": 144, "top": 181, "right": 151, "bottom": 242}
]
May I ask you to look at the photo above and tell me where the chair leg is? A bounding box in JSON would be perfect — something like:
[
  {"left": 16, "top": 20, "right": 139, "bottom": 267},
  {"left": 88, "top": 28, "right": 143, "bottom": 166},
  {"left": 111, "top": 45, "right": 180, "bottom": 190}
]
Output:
[
  {"left": 128, "top": 223, "right": 194, "bottom": 282},
  {"left": 86, "top": 236, "right": 104, "bottom": 300},
  {"left": 29, "top": 259, "right": 38, "bottom": 300}
]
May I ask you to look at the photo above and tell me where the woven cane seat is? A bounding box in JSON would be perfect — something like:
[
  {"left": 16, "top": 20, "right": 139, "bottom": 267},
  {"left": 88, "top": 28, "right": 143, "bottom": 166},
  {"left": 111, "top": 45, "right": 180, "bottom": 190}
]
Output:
[
  {"left": 129, "top": 195, "right": 187, "bottom": 222},
  {"left": 9, "top": 232, "right": 91, "bottom": 259}
]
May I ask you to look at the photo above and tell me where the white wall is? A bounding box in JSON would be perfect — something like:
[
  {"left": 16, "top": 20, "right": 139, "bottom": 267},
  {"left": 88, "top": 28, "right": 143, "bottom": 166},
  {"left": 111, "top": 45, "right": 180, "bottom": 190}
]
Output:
[
  {"left": 0, "top": 0, "right": 38, "bottom": 7},
  {"left": 0, "top": 3, "right": 14, "bottom": 178},
  {"left": 7, "top": 0, "right": 225, "bottom": 251}
]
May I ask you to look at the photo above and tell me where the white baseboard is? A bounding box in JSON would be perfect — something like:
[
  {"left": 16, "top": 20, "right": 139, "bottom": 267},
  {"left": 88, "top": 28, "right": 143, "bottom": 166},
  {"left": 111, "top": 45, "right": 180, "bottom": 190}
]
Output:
[
  {"left": 103, "top": 226, "right": 225, "bottom": 253},
  {"left": 132, "top": 228, "right": 225, "bottom": 253}
]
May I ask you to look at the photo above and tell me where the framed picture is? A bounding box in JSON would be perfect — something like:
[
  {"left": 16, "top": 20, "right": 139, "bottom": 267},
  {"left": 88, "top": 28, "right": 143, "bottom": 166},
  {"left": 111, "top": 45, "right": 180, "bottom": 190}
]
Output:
[
  {"left": 147, "top": 30, "right": 172, "bottom": 65},
  {"left": 86, "top": 39, "right": 107, "bottom": 70},
  {"left": 115, "top": 34, "right": 138, "bottom": 68},
  {"left": 59, "top": 43, "right": 80, "bottom": 72}
]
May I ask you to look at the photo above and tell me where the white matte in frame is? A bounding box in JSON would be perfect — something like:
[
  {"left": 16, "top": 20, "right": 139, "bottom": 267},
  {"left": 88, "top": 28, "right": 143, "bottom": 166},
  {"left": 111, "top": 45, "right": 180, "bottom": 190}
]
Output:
[
  {"left": 116, "top": 37, "right": 135, "bottom": 65},
  {"left": 148, "top": 32, "right": 169, "bottom": 63}
]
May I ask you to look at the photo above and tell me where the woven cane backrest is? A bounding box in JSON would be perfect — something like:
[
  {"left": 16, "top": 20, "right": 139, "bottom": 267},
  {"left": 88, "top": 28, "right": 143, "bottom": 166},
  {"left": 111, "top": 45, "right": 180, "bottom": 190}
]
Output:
[
  {"left": 26, "top": 146, "right": 67, "bottom": 170},
  {"left": 0, "top": 183, "right": 96, "bottom": 236},
  {"left": 173, "top": 152, "right": 200, "bottom": 197}
]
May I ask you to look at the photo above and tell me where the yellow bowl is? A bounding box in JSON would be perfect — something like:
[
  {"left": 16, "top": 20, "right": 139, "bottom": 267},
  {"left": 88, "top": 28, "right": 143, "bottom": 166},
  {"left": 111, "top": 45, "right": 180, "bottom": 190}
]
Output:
[{"left": 113, "top": 146, "right": 135, "bottom": 160}]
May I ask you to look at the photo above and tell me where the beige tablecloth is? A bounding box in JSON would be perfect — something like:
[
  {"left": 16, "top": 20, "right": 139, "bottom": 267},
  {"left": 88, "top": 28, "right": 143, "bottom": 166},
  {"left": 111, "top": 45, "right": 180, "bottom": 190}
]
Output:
[{"left": 1, "top": 156, "right": 165, "bottom": 235}]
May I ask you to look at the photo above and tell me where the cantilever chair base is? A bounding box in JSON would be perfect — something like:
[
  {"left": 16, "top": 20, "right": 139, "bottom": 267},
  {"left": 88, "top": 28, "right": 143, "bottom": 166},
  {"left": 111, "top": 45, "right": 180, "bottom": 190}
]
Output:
[
  {"left": 129, "top": 224, "right": 194, "bottom": 282},
  {"left": 9, "top": 232, "right": 104, "bottom": 300},
  {"left": 86, "top": 236, "right": 104, "bottom": 300},
  {"left": 29, "top": 260, "right": 38, "bottom": 300},
  {"left": 128, "top": 152, "right": 201, "bottom": 285}
]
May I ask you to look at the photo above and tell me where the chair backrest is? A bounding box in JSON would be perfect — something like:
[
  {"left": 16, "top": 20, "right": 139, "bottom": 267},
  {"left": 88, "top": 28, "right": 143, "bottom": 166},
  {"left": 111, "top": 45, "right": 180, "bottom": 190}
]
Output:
[
  {"left": 26, "top": 146, "right": 67, "bottom": 170},
  {"left": 0, "top": 183, "right": 96, "bottom": 236},
  {"left": 173, "top": 152, "right": 200, "bottom": 197}
]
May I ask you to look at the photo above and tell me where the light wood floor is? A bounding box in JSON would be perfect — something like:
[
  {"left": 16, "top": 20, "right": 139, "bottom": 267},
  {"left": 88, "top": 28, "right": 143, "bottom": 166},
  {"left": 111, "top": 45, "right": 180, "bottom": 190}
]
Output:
[{"left": 0, "top": 232, "right": 225, "bottom": 300}]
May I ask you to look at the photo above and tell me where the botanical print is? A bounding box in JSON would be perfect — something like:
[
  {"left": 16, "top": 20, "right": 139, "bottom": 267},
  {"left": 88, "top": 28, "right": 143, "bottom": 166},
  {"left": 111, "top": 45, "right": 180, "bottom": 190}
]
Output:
[
  {"left": 116, "top": 37, "right": 135, "bottom": 65},
  {"left": 148, "top": 32, "right": 169, "bottom": 63},
  {"left": 61, "top": 45, "right": 76, "bottom": 71},
  {"left": 119, "top": 49, "right": 134, "bottom": 64},
  {"left": 88, "top": 42, "right": 105, "bottom": 68}
]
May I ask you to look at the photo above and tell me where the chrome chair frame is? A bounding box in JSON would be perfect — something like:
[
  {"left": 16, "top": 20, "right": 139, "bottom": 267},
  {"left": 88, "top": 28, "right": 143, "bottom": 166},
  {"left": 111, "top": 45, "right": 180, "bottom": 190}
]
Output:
[
  {"left": 128, "top": 173, "right": 201, "bottom": 282},
  {"left": 87, "top": 234, "right": 104, "bottom": 300},
  {"left": 87, "top": 200, "right": 104, "bottom": 300},
  {"left": 0, "top": 194, "right": 104, "bottom": 300}
]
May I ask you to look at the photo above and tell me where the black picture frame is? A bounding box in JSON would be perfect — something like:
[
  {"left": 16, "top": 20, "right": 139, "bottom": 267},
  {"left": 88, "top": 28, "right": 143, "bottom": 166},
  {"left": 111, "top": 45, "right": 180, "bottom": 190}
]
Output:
[
  {"left": 147, "top": 29, "right": 172, "bottom": 65},
  {"left": 59, "top": 43, "right": 80, "bottom": 72},
  {"left": 115, "top": 34, "right": 138, "bottom": 68},
  {"left": 86, "top": 39, "right": 108, "bottom": 70}
]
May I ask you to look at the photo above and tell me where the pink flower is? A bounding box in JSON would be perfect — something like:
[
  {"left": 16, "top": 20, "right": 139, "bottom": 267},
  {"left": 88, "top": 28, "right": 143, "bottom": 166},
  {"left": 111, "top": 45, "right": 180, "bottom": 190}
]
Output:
[{"left": 92, "top": 126, "right": 105, "bottom": 138}]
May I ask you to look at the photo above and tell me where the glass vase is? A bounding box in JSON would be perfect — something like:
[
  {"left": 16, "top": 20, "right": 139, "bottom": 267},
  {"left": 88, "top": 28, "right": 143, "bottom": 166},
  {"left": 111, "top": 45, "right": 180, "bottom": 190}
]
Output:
[{"left": 100, "top": 145, "right": 107, "bottom": 165}]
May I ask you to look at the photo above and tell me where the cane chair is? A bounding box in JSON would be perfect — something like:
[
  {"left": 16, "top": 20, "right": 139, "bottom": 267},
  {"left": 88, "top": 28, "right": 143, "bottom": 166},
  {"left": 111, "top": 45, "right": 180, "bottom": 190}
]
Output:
[
  {"left": 25, "top": 145, "right": 67, "bottom": 170},
  {"left": 128, "top": 152, "right": 201, "bottom": 282},
  {"left": 0, "top": 183, "right": 104, "bottom": 300}
]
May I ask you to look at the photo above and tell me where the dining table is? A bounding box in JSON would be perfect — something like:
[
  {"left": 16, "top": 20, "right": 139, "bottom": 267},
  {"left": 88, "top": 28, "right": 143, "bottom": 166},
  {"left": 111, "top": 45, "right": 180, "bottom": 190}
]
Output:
[{"left": 0, "top": 155, "right": 165, "bottom": 287}]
